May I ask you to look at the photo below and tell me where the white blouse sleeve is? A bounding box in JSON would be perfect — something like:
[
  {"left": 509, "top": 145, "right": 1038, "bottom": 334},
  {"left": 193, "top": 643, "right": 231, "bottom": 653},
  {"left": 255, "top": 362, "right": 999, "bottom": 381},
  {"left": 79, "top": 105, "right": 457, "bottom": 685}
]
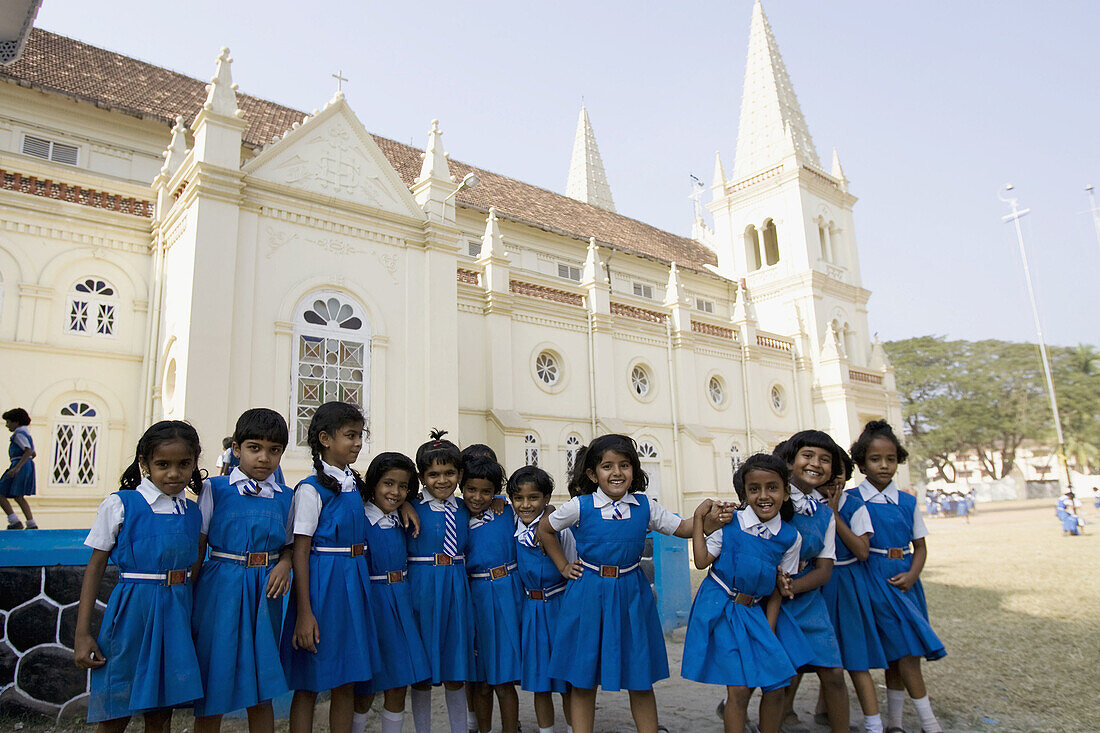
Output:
[
  {"left": 704, "top": 529, "right": 723, "bottom": 559},
  {"left": 198, "top": 480, "right": 214, "bottom": 535},
  {"left": 547, "top": 497, "right": 582, "bottom": 532},
  {"left": 848, "top": 504, "right": 874, "bottom": 537},
  {"left": 288, "top": 483, "right": 324, "bottom": 540},
  {"left": 559, "top": 527, "right": 578, "bottom": 563},
  {"left": 646, "top": 496, "right": 685, "bottom": 535},
  {"left": 84, "top": 494, "right": 124, "bottom": 552},
  {"left": 780, "top": 532, "right": 802, "bottom": 575},
  {"left": 815, "top": 514, "right": 837, "bottom": 561},
  {"left": 12, "top": 429, "right": 32, "bottom": 451},
  {"left": 911, "top": 503, "right": 929, "bottom": 540}
]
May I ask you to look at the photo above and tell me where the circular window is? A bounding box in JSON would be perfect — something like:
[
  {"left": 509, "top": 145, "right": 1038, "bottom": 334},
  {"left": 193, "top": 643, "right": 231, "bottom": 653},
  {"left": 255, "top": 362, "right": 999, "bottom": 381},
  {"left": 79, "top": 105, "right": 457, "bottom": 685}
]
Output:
[
  {"left": 163, "top": 358, "right": 177, "bottom": 403},
  {"left": 535, "top": 351, "right": 559, "bottom": 385},
  {"left": 631, "top": 365, "right": 650, "bottom": 398},
  {"left": 770, "top": 384, "right": 786, "bottom": 413},
  {"left": 708, "top": 376, "right": 724, "bottom": 406}
]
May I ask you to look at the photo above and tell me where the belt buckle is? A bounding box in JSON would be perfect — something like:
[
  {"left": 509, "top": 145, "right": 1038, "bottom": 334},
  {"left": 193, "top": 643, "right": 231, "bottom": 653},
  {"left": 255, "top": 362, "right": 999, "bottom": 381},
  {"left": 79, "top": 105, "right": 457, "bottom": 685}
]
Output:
[
  {"left": 166, "top": 569, "right": 187, "bottom": 586},
  {"left": 599, "top": 564, "right": 619, "bottom": 578},
  {"left": 733, "top": 592, "right": 754, "bottom": 606},
  {"left": 529, "top": 589, "right": 545, "bottom": 600},
  {"left": 387, "top": 570, "right": 404, "bottom": 583},
  {"left": 434, "top": 553, "right": 453, "bottom": 566},
  {"left": 490, "top": 565, "right": 509, "bottom": 580},
  {"left": 887, "top": 548, "right": 904, "bottom": 559},
  {"left": 246, "top": 552, "right": 269, "bottom": 567},
  {"left": 351, "top": 544, "right": 364, "bottom": 557}
]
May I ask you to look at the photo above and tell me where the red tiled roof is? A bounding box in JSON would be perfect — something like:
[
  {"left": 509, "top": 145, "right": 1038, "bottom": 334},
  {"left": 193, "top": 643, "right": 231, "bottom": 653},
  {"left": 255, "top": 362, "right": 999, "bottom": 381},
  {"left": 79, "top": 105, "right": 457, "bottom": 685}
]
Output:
[{"left": 2, "top": 29, "right": 717, "bottom": 270}]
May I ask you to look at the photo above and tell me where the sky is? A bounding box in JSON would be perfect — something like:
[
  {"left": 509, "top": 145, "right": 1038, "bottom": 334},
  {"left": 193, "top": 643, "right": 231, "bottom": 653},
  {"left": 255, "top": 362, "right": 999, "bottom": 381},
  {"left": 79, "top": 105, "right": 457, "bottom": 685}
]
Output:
[{"left": 30, "top": 0, "right": 1099, "bottom": 347}]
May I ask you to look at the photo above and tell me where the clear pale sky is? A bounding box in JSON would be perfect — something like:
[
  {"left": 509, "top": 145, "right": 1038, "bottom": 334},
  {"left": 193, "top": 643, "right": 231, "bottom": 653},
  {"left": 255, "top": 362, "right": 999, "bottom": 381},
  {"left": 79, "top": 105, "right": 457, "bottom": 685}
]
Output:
[{"left": 31, "top": 0, "right": 1098, "bottom": 347}]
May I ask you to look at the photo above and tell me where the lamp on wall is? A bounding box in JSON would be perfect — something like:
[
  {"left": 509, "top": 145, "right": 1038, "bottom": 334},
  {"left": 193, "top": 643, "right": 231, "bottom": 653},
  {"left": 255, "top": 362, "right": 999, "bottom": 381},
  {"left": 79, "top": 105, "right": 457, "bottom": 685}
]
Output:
[{"left": 444, "top": 172, "right": 480, "bottom": 202}]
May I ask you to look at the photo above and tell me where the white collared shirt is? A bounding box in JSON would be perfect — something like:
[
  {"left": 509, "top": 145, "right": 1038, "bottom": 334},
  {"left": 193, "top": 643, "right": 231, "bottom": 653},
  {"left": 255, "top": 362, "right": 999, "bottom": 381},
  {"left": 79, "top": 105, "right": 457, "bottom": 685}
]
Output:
[
  {"left": 11, "top": 426, "right": 32, "bottom": 451},
  {"left": 421, "top": 494, "right": 461, "bottom": 512},
  {"left": 704, "top": 506, "right": 802, "bottom": 575},
  {"left": 790, "top": 488, "right": 837, "bottom": 561},
  {"left": 287, "top": 461, "right": 360, "bottom": 540},
  {"left": 857, "top": 480, "right": 928, "bottom": 540},
  {"left": 198, "top": 468, "right": 284, "bottom": 534},
  {"left": 836, "top": 492, "right": 874, "bottom": 537},
  {"left": 365, "top": 500, "right": 401, "bottom": 529},
  {"left": 515, "top": 512, "right": 578, "bottom": 562},
  {"left": 85, "top": 478, "right": 191, "bottom": 552},
  {"left": 547, "top": 490, "right": 684, "bottom": 535}
]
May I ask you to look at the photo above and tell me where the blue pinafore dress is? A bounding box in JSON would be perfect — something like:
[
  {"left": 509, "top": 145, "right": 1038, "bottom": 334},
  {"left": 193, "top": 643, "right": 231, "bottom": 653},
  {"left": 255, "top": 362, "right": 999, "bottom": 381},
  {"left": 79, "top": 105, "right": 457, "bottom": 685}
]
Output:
[
  {"left": 515, "top": 522, "right": 570, "bottom": 694},
  {"left": 467, "top": 505, "right": 523, "bottom": 685},
  {"left": 682, "top": 512, "right": 801, "bottom": 691},
  {"left": 279, "top": 476, "right": 381, "bottom": 691},
  {"left": 358, "top": 509, "right": 431, "bottom": 693},
  {"left": 0, "top": 426, "right": 34, "bottom": 497},
  {"left": 774, "top": 496, "right": 842, "bottom": 670},
  {"left": 89, "top": 490, "right": 202, "bottom": 722},
  {"left": 861, "top": 483, "right": 945, "bottom": 662},
  {"left": 192, "top": 476, "right": 293, "bottom": 716},
  {"left": 819, "top": 490, "right": 887, "bottom": 672},
  {"left": 547, "top": 494, "right": 668, "bottom": 691},
  {"left": 406, "top": 499, "right": 475, "bottom": 684},
  {"left": 1056, "top": 496, "right": 1080, "bottom": 534}
]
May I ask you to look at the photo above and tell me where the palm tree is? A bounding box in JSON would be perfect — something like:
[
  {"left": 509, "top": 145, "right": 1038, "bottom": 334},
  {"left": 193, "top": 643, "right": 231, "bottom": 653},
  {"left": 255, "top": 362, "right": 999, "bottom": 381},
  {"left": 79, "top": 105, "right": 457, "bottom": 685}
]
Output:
[{"left": 1072, "top": 343, "right": 1100, "bottom": 376}]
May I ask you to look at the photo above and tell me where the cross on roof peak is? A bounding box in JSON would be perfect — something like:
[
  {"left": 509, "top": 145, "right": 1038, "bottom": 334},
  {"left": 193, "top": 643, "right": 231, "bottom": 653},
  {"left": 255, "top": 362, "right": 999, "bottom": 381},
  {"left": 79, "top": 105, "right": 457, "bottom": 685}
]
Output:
[{"left": 331, "top": 69, "right": 348, "bottom": 92}]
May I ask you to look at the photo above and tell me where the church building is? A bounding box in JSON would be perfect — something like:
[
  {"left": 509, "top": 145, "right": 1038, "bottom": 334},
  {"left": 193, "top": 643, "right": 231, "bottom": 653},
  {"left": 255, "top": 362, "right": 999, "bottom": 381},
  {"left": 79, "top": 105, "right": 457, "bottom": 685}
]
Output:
[{"left": 0, "top": 1, "right": 901, "bottom": 526}]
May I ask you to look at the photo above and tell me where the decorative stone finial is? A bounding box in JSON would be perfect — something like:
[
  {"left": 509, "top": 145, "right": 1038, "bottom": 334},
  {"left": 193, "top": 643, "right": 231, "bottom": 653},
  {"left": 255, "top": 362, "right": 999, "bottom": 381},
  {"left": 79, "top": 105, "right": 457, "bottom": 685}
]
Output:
[
  {"left": 870, "top": 336, "right": 891, "bottom": 370},
  {"left": 664, "top": 262, "right": 683, "bottom": 306},
  {"left": 565, "top": 105, "right": 616, "bottom": 212},
  {"left": 831, "top": 147, "right": 848, "bottom": 191},
  {"left": 582, "top": 236, "right": 603, "bottom": 284},
  {"left": 820, "top": 321, "right": 842, "bottom": 360},
  {"left": 712, "top": 151, "right": 726, "bottom": 190},
  {"left": 160, "top": 116, "right": 189, "bottom": 177},
  {"left": 479, "top": 207, "right": 506, "bottom": 261},
  {"left": 416, "top": 118, "right": 451, "bottom": 184},
  {"left": 202, "top": 46, "right": 242, "bottom": 118}
]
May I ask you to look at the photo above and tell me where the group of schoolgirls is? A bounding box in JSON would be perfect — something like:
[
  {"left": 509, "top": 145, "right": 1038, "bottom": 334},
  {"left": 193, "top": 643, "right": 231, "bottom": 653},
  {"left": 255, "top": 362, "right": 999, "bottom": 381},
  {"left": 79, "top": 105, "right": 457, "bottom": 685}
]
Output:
[
  {"left": 71, "top": 401, "right": 707, "bottom": 733},
  {"left": 684, "top": 421, "right": 947, "bottom": 733}
]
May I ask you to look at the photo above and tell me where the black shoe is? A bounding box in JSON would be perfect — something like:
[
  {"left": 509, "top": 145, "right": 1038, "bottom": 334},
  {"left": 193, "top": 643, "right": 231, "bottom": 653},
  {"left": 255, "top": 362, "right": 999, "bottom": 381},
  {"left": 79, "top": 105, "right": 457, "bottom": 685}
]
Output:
[
  {"left": 717, "top": 699, "right": 726, "bottom": 719},
  {"left": 6, "top": 521, "right": 24, "bottom": 530}
]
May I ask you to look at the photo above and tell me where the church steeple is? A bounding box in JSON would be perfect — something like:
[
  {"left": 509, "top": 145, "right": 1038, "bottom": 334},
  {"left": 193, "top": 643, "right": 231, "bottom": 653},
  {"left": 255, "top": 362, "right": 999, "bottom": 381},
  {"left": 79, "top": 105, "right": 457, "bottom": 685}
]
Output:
[
  {"left": 732, "top": 0, "right": 821, "bottom": 180},
  {"left": 565, "top": 105, "right": 616, "bottom": 212}
]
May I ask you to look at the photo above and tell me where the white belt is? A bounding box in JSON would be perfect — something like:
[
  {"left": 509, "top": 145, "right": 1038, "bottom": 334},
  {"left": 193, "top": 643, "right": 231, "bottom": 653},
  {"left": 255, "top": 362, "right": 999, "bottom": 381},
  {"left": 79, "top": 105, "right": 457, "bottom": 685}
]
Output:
[
  {"left": 313, "top": 543, "right": 365, "bottom": 557},
  {"left": 209, "top": 549, "right": 279, "bottom": 567},
  {"left": 579, "top": 559, "right": 641, "bottom": 578},
  {"left": 707, "top": 571, "right": 761, "bottom": 605},
  {"left": 370, "top": 569, "right": 408, "bottom": 583},
  {"left": 525, "top": 583, "right": 566, "bottom": 600},
  {"left": 408, "top": 553, "right": 465, "bottom": 565},
  {"left": 834, "top": 558, "right": 857, "bottom": 567},
  {"left": 470, "top": 562, "right": 517, "bottom": 580},
  {"left": 869, "top": 547, "right": 910, "bottom": 558},
  {"left": 119, "top": 569, "right": 191, "bottom": 585}
]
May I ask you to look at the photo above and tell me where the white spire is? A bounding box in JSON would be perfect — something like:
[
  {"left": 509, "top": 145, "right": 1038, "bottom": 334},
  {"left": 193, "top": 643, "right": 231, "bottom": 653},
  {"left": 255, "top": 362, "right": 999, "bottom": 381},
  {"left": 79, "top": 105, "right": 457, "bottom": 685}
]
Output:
[
  {"left": 831, "top": 147, "right": 848, "bottom": 191},
  {"left": 820, "top": 321, "right": 843, "bottom": 361},
  {"left": 160, "top": 116, "right": 188, "bottom": 178},
  {"left": 416, "top": 119, "right": 452, "bottom": 184},
  {"left": 712, "top": 151, "right": 726, "bottom": 190},
  {"left": 565, "top": 105, "right": 616, "bottom": 212},
  {"left": 582, "top": 237, "right": 603, "bottom": 284},
  {"left": 732, "top": 0, "right": 820, "bottom": 180},
  {"left": 479, "top": 207, "right": 505, "bottom": 260},
  {"left": 664, "top": 262, "right": 683, "bottom": 307},
  {"left": 202, "top": 47, "right": 242, "bottom": 118}
]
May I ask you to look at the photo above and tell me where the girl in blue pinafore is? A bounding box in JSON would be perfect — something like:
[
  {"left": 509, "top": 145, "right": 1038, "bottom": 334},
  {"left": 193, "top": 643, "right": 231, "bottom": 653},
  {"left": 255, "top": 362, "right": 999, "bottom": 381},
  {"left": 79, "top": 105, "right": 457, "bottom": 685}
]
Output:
[
  {"left": 539, "top": 434, "right": 694, "bottom": 733},
  {"left": 280, "top": 401, "right": 382, "bottom": 733},
  {"left": 818, "top": 459, "right": 888, "bottom": 733},
  {"left": 772, "top": 431, "right": 849, "bottom": 733},
  {"left": 508, "top": 465, "right": 574, "bottom": 733},
  {"left": 1056, "top": 491, "right": 1081, "bottom": 535},
  {"left": 850, "top": 420, "right": 946, "bottom": 733},
  {"left": 1, "top": 407, "right": 37, "bottom": 529},
  {"left": 192, "top": 408, "right": 294, "bottom": 732},
  {"left": 73, "top": 421, "right": 204, "bottom": 731},
  {"left": 407, "top": 430, "right": 476, "bottom": 733},
  {"left": 351, "top": 451, "right": 431, "bottom": 733},
  {"left": 683, "top": 453, "right": 802, "bottom": 733},
  {"left": 462, "top": 458, "right": 523, "bottom": 733}
]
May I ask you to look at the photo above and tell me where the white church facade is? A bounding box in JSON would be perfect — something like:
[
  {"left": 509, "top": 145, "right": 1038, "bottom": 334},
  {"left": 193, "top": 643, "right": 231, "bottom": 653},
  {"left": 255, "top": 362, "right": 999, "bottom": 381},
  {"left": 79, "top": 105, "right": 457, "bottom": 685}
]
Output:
[{"left": 0, "top": 2, "right": 901, "bottom": 527}]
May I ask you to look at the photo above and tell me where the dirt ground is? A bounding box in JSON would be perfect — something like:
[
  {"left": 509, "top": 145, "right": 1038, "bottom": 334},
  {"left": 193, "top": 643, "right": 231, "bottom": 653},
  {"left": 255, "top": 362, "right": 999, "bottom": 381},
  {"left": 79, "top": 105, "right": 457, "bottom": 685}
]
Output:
[{"left": 8, "top": 499, "right": 1098, "bottom": 732}]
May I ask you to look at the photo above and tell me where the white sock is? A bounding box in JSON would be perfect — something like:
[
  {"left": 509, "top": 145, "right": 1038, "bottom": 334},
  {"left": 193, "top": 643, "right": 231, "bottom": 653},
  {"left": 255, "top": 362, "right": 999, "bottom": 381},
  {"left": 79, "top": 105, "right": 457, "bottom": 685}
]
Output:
[
  {"left": 911, "top": 695, "right": 941, "bottom": 733},
  {"left": 381, "top": 708, "right": 405, "bottom": 733},
  {"left": 468, "top": 708, "right": 479, "bottom": 730},
  {"left": 25, "top": 520, "right": 36, "bottom": 528},
  {"left": 411, "top": 688, "right": 432, "bottom": 733},
  {"left": 445, "top": 686, "right": 468, "bottom": 733},
  {"left": 352, "top": 711, "right": 369, "bottom": 733},
  {"left": 864, "top": 712, "right": 883, "bottom": 733},
  {"left": 567, "top": 727, "right": 573, "bottom": 733},
  {"left": 6, "top": 513, "right": 16, "bottom": 523},
  {"left": 885, "top": 688, "right": 905, "bottom": 730}
]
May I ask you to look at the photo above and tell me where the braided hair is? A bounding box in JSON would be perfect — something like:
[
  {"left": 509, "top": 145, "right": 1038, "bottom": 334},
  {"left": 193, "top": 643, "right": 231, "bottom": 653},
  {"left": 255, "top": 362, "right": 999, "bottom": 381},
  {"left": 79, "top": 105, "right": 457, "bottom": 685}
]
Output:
[
  {"left": 120, "top": 420, "right": 204, "bottom": 494},
  {"left": 306, "top": 401, "right": 367, "bottom": 494},
  {"left": 415, "top": 429, "right": 462, "bottom": 475}
]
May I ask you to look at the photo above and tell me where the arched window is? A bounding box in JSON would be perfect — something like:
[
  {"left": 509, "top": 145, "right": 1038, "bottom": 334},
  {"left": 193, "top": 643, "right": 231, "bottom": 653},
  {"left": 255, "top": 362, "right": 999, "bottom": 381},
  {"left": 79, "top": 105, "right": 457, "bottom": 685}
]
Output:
[
  {"left": 843, "top": 322, "right": 857, "bottom": 364},
  {"left": 638, "top": 441, "right": 659, "bottom": 460},
  {"left": 52, "top": 401, "right": 100, "bottom": 486},
  {"left": 524, "top": 433, "right": 539, "bottom": 467},
  {"left": 67, "top": 277, "right": 116, "bottom": 337},
  {"left": 818, "top": 222, "right": 829, "bottom": 261},
  {"left": 292, "top": 293, "right": 371, "bottom": 446},
  {"left": 830, "top": 225, "right": 844, "bottom": 267},
  {"left": 565, "top": 434, "right": 582, "bottom": 477},
  {"left": 744, "top": 225, "right": 762, "bottom": 271},
  {"left": 762, "top": 220, "right": 780, "bottom": 266}
]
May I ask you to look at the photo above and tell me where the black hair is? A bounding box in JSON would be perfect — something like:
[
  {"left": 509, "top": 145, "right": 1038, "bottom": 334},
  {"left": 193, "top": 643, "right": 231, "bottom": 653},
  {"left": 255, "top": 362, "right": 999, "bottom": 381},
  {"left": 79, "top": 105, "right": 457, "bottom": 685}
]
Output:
[
  {"left": 837, "top": 449, "right": 855, "bottom": 482},
  {"left": 233, "top": 408, "right": 289, "bottom": 448},
  {"left": 507, "top": 465, "right": 554, "bottom": 499},
  {"left": 733, "top": 453, "right": 794, "bottom": 522},
  {"left": 850, "top": 420, "right": 909, "bottom": 468},
  {"left": 461, "top": 457, "right": 505, "bottom": 494},
  {"left": 415, "top": 429, "right": 462, "bottom": 474},
  {"left": 2, "top": 408, "right": 30, "bottom": 426},
  {"left": 362, "top": 451, "right": 419, "bottom": 504},
  {"left": 461, "top": 443, "right": 498, "bottom": 465},
  {"left": 570, "top": 434, "right": 648, "bottom": 496},
  {"left": 221, "top": 436, "right": 233, "bottom": 450},
  {"left": 306, "top": 401, "right": 367, "bottom": 494},
  {"left": 120, "top": 420, "right": 204, "bottom": 493},
  {"left": 773, "top": 430, "right": 848, "bottom": 484}
]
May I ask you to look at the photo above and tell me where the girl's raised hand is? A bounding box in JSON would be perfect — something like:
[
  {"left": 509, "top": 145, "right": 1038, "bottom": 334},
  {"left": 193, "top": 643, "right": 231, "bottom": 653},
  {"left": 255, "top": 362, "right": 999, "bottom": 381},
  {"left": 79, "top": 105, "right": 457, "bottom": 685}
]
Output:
[
  {"left": 398, "top": 502, "right": 421, "bottom": 537},
  {"left": 266, "top": 556, "right": 292, "bottom": 598},
  {"left": 559, "top": 560, "right": 583, "bottom": 581},
  {"left": 293, "top": 611, "right": 320, "bottom": 653},
  {"left": 73, "top": 633, "right": 106, "bottom": 669}
]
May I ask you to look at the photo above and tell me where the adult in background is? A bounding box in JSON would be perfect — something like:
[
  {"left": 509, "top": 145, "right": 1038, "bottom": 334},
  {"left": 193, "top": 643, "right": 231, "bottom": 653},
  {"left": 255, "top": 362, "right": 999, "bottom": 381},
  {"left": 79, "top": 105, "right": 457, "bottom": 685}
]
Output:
[{"left": 1, "top": 407, "right": 37, "bottom": 530}]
